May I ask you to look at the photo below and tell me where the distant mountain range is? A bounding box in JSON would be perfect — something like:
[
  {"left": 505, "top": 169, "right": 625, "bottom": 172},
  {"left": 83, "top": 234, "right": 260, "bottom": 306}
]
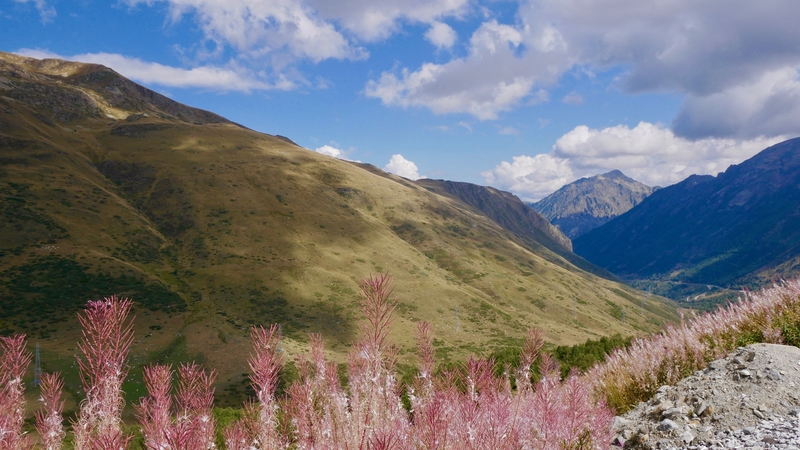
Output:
[
  {"left": 529, "top": 170, "right": 657, "bottom": 239},
  {"left": 574, "top": 138, "right": 800, "bottom": 305}
]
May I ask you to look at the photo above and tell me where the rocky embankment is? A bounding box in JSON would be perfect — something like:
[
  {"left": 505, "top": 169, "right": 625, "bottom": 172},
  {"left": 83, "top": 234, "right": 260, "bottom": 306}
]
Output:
[{"left": 612, "top": 343, "right": 800, "bottom": 449}]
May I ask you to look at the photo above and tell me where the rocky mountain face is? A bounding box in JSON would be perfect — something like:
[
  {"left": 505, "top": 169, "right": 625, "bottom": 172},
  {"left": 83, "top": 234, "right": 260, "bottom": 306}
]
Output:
[
  {"left": 530, "top": 170, "right": 657, "bottom": 239},
  {"left": 0, "top": 51, "right": 678, "bottom": 406},
  {"left": 574, "top": 138, "right": 800, "bottom": 300}
]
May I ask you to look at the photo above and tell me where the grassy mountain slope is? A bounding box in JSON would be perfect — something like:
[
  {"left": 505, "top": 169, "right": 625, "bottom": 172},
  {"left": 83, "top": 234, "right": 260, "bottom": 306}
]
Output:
[
  {"left": 530, "top": 170, "right": 657, "bottom": 239},
  {"left": 0, "top": 52, "right": 677, "bottom": 409},
  {"left": 574, "top": 138, "right": 800, "bottom": 305},
  {"left": 416, "top": 179, "right": 620, "bottom": 280}
]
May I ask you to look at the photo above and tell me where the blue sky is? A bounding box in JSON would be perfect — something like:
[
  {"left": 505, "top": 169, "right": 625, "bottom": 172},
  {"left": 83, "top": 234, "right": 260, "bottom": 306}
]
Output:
[{"left": 4, "top": 0, "right": 800, "bottom": 200}]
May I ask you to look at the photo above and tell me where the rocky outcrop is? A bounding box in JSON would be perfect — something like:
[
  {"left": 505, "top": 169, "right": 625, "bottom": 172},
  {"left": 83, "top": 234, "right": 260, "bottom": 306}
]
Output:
[
  {"left": 614, "top": 344, "right": 800, "bottom": 449},
  {"left": 530, "top": 170, "right": 656, "bottom": 239}
]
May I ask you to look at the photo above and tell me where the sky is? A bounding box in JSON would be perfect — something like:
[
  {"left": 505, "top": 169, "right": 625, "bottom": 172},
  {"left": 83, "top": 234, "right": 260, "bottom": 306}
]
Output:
[{"left": 3, "top": 0, "right": 800, "bottom": 201}]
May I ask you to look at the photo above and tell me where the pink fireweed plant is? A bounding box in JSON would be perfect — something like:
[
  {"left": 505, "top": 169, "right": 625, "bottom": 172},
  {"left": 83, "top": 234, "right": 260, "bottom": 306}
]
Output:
[
  {"left": 223, "top": 324, "right": 291, "bottom": 450},
  {"left": 35, "top": 372, "right": 67, "bottom": 450},
  {"left": 73, "top": 295, "right": 135, "bottom": 449},
  {"left": 285, "top": 273, "right": 411, "bottom": 448},
  {"left": 136, "top": 362, "right": 217, "bottom": 450},
  {"left": 588, "top": 278, "right": 800, "bottom": 413},
  {"left": 0, "top": 334, "right": 34, "bottom": 450}
]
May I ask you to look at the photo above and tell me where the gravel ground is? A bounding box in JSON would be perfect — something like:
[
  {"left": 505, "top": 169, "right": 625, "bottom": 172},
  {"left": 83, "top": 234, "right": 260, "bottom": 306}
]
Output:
[{"left": 611, "top": 344, "right": 800, "bottom": 449}]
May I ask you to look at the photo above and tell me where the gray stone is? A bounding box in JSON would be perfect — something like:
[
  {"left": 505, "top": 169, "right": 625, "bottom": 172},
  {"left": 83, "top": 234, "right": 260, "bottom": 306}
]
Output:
[
  {"left": 662, "top": 407, "right": 684, "bottom": 419},
  {"left": 681, "top": 431, "right": 694, "bottom": 444},
  {"left": 611, "top": 416, "right": 632, "bottom": 431},
  {"left": 658, "top": 419, "right": 679, "bottom": 432},
  {"left": 738, "top": 369, "right": 752, "bottom": 377}
]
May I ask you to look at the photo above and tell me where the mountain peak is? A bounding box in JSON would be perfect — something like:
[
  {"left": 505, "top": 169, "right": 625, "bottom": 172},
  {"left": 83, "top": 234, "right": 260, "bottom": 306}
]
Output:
[
  {"left": 530, "top": 171, "right": 656, "bottom": 239},
  {"left": 602, "top": 169, "right": 627, "bottom": 179}
]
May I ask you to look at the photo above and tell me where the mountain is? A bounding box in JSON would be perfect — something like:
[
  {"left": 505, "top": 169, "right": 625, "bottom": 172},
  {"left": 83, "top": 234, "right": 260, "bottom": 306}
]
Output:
[
  {"left": 530, "top": 170, "right": 657, "bottom": 239},
  {"left": 574, "top": 138, "right": 800, "bottom": 305},
  {"left": 0, "top": 51, "right": 677, "bottom": 407},
  {"left": 415, "top": 179, "right": 620, "bottom": 279}
]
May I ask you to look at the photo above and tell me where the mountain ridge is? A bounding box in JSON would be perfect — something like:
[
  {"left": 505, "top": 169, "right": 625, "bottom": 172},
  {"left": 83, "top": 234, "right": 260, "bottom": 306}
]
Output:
[{"left": 574, "top": 137, "right": 800, "bottom": 304}]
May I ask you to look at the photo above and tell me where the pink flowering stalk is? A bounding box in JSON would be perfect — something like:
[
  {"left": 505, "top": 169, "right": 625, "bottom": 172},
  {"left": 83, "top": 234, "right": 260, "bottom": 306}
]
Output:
[
  {"left": 35, "top": 372, "right": 67, "bottom": 450},
  {"left": 407, "top": 321, "right": 614, "bottom": 450},
  {"left": 247, "top": 324, "right": 287, "bottom": 449},
  {"left": 72, "top": 296, "right": 134, "bottom": 450},
  {"left": 174, "top": 363, "right": 217, "bottom": 449},
  {"left": 344, "top": 273, "right": 410, "bottom": 447},
  {"left": 223, "top": 419, "right": 251, "bottom": 450},
  {"left": 137, "top": 362, "right": 217, "bottom": 450},
  {"left": 286, "top": 333, "right": 351, "bottom": 448},
  {"left": 286, "top": 273, "right": 411, "bottom": 448},
  {"left": 0, "top": 334, "right": 34, "bottom": 450},
  {"left": 136, "top": 364, "right": 173, "bottom": 449}
]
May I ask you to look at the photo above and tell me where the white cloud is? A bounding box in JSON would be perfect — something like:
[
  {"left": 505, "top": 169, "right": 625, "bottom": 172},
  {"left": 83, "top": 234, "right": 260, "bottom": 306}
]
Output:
[
  {"left": 314, "top": 144, "right": 361, "bottom": 162},
  {"left": 17, "top": 49, "right": 283, "bottom": 91},
  {"left": 483, "top": 122, "right": 784, "bottom": 201},
  {"left": 309, "top": 0, "right": 468, "bottom": 42},
  {"left": 384, "top": 154, "right": 421, "bottom": 180},
  {"left": 315, "top": 145, "right": 344, "bottom": 158},
  {"left": 365, "top": 0, "right": 800, "bottom": 138},
  {"left": 482, "top": 154, "right": 574, "bottom": 202},
  {"left": 365, "top": 20, "right": 566, "bottom": 120},
  {"left": 125, "top": 0, "right": 366, "bottom": 66},
  {"left": 425, "top": 21, "right": 457, "bottom": 49},
  {"left": 14, "top": 0, "right": 55, "bottom": 23},
  {"left": 498, "top": 126, "right": 519, "bottom": 135},
  {"left": 673, "top": 67, "right": 800, "bottom": 139}
]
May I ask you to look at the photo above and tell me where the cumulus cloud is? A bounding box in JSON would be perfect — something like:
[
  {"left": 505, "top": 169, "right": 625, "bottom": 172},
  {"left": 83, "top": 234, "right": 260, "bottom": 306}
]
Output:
[
  {"left": 365, "top": 20, "right": 567, "bottom": 120},
  {"left": 315, "top": 145, "right": 344, "bottom": 158},
  {"left": 310, "top": 0, "right": 468, "bottom": 42},
  {"left": 314, "top": 145, "right": 361, "bottom": 161},
  {"left": 14, "top": 0, "right": 55, "bottom": 23},
  {"left": 17, "top": 49, "right": 280, "bottom": 91},
  {"left": 125, "top": 0, "right": 365, "bottom": 66},
  {"left": 126, "top": 0, "right": 466, "bottom": 69},
  {"left": 366, "top": 0, "right": 800, "bottom": 138},
  {"left": 673, "top": 68, "right": 800, "bottom": 139},
  {"left": 425, "top": 21, "right": 457, "bottom": 49},
  {"left": 384, "top": 154, "right": 422, "bottom": 180},
  {"left": 482, "top": 122, "right": 784, "bottom": 201}
]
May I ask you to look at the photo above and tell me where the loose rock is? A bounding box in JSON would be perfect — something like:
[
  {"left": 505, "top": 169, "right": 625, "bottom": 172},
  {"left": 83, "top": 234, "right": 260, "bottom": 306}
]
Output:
[{"left": 617, "top": 344, "right": 800, "bottom": 449}]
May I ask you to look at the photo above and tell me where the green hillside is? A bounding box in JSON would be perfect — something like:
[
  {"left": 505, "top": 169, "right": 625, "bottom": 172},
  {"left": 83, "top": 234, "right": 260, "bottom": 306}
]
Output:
[{"left": 0, "top": 51, "right": 677, "bottom": 410}]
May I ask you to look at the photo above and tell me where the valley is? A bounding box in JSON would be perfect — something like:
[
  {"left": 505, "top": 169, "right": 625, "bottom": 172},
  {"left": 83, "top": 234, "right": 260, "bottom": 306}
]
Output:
[{"left": 0, "top": 52, "right": 678, "bottom": 411}]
